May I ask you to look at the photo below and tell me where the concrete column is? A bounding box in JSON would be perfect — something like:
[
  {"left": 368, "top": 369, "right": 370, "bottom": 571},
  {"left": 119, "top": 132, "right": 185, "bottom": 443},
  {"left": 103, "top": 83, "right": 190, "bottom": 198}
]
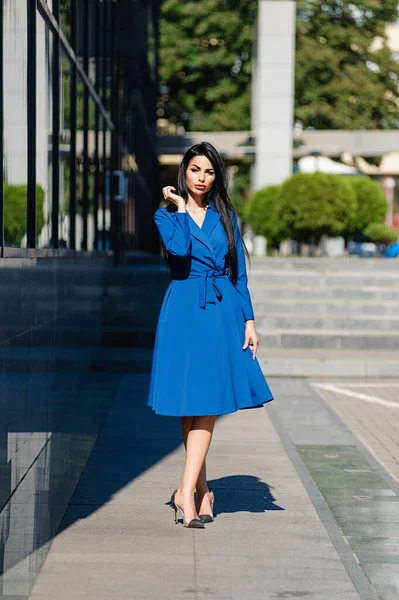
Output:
[
  {"left": 3, "top": 2, "right": 28, "bottom": 185},
  {"left": 252, "top": 0, "right": 296, "bottom": 190}
]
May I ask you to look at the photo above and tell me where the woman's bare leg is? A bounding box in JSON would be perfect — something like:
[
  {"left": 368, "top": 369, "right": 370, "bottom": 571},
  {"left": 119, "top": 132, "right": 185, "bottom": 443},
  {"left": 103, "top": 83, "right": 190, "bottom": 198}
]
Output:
[
  {"left": 181, "top": 418, "right": 211, "bottom": 514},
  {"left": 175, "top": 415, "right": 216, "bottom": 523},
  {"left": 181, "top": 416, "right": 194, "bottom": 448}
]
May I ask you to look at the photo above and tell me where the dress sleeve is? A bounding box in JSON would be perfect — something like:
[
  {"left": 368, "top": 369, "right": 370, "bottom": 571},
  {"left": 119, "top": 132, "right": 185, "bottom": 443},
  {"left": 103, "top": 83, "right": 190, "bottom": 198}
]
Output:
[
  {"left": 232, "top": 210, "right": 255, "bottom": 322},
  {"left": 154, "top": 208, "right": 191, "bottom": 257}
]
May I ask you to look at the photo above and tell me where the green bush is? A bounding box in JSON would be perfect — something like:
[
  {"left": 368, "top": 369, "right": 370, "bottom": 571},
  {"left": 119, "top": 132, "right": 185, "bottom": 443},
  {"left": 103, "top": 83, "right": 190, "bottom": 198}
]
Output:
[
  {"left": 364, "top": 222, "right": 398, "bottom": 244},
  {"left": 279, "top": 172, "right": 357, "bottom": 244},
  {"left": 346, "top": 176, "right": 387, "bottom": 234},
  {"left": 4, "top": 184, "right": 45, "bottom": 245},
  {"left": 244, "top": 185, "right": 289, "bottom": 249}
]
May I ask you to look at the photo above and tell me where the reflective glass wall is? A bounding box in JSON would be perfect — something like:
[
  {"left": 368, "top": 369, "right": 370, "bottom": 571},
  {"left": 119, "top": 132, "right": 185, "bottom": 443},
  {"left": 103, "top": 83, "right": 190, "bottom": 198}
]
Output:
[
  {"left": 1, "top": 0, "right": 160, "bottom": 255},
  {"left": 1, "top": 0, "right": 113, "bottom": 252},
  {"left": 0, "top": 2, "right": 161, "bottom": 596}
]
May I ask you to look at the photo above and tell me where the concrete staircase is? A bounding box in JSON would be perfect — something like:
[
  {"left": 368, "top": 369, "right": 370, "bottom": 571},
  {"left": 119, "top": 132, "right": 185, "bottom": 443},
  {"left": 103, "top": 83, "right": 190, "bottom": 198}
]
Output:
[
  {"left": 92, "top": 255, "right": 399, "bottom": 377},
  {"left": 0, "top": 254, "right": 168, "bottom": 374},
  {"left": 21, "top": 254, "right": 396, "bottom": 378},
  {"left": 249, "top": 257, "right": 399, "bottom": 377}
]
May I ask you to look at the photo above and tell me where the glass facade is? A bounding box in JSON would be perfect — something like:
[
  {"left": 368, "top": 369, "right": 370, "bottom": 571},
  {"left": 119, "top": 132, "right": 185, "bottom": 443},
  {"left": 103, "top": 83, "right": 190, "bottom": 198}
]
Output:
[
  {"left": 0, "top": 3, "right": 161, "bottom": 596},
  {"left": 1, "top": 0, "right": 160, "bottom": 255}
]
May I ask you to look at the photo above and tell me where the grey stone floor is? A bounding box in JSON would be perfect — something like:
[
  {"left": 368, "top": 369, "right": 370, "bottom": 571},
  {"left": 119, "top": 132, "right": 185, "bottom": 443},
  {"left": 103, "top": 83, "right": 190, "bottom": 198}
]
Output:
[
  {"left": 26, "top": 373, "right": 383, "bottom": 600},
  {"left": 312, "top": 380, "right": 399, "bottom": 483}
]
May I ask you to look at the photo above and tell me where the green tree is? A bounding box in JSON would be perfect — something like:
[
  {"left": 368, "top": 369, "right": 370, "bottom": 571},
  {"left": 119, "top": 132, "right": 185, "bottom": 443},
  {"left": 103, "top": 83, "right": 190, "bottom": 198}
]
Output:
[
  {"left": 4, "top": 184, "right": 45, "bottom": 246},
  {"left": 279, "top": 173, "right": 357, "bottom": 243},
  {"left": 364, "top": 222, "right": 398, "bottom": 244},
  {"left": 244, "top": 185, "right": 289, "bottom": 249},
  {"left": 346, "top": 176, "right": 388, "bottom": 234},
  {"left": 295, "top": 0, "right": 399, "bottom": 129},
  {"left": 159, "top": 0, "right": 257, "bottom": 131}
]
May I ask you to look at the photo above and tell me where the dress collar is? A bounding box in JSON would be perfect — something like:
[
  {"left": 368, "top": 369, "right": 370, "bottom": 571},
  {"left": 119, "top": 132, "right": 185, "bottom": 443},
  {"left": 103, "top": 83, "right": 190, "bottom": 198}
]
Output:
[{"left": 186, "top": 199, "right": 221, "bottom": 256}]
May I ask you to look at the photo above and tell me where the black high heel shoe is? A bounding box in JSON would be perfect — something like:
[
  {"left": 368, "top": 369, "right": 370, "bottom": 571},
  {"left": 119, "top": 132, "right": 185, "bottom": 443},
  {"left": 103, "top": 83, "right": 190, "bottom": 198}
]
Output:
[
  {"left": 198, "top": 485, "right": 215, "bottom": 524},
  {"left": 171, "top": 490, "right": 205, "bottom": 529}
]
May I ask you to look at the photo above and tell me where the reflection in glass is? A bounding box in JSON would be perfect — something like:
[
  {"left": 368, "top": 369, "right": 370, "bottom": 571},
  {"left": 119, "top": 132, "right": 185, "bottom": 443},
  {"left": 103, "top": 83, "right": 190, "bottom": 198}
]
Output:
[
  {"left": 37, "top": 15, "right": 53, "bottom": 248},
  {"left": 0, "top": 369, "right": 100, "bottom": 597},
  {"left": 75, "top": 77, "right": 85, "bottom": 249},
  {"left": 3, "top": 1, "right": 28, "bottom": 248},
  {"left": 59, "top": 0, "right": 71, "bottom": 41},
  {"left": 98, "top": 126, "right": 111, "bottom": 250},
  {"left": 60, "top": 53, "right": 72, "bottom": 248},
  {"left": 88, "top": 98, "right": 96, "bottom": 250}
]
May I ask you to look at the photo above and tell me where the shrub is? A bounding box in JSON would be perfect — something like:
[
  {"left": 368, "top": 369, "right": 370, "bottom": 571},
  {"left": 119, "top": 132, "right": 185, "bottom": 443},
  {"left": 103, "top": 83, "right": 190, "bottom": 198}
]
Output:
[
  {"left": 279, "top": 172, "right": 357, "bottom": 244},
  {"left": 244, "top": 184, "right": 289, "bottom": 249},
  {"left": 4, "top": 184, "right": 45, "bottom": 245},
  {"left": 364, "top": 222, "right": 398, "bottom": 244},
  {"left": 346, "top": 176, "right": 387, "bottom": 234}
]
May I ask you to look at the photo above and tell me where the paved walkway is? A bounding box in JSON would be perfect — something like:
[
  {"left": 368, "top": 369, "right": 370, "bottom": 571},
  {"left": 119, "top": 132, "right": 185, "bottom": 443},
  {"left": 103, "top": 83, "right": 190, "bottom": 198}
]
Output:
[
  {"left": 26, "top": 374, "right": 399, "bottom": 600},
  {"left": 312, "top": 380, "right": 399, "bottom": 484}
]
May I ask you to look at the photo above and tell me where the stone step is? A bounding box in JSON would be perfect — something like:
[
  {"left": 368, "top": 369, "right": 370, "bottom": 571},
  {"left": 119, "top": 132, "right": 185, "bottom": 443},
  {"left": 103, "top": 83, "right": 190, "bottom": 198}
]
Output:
[
  {"left": 0, "top": 280, "right": 170, "bottom": 297},
  {"left": 92, "top": 347, "right": 153, "bottom": 372},
  {"left": 257, "top": 329, "right": 399, "bottom": 350},
  {"left": 248, "top": 273, "right": 399, "bottom": 287},
  {"left": 251, "top": 286, "right": 399, "bottom": 300},
  {"left": 0, "top": 347, "right": 154, "bottom": 373},
  {"left": 6, "top": 344, "right": 396, "bottom": 378},
  {"left": 6, "top": 327, "right": 156, "bottom": 348},
  {"left": 252, "top": 299, "right": 399, "bottom": 316},
  {"left": 123, "top": 253, "right": 166, "bottom": 267},
  {"left": 256, "top": 348, "right": 399, "bottom": 377},
  {"left": 25, "top": 326, "right": 399, "bottom": 351},
  {"left": 256, "top": 314, "right": 399, "bottom": 331},
  {"left": 102, "top": 313, "right": 159, "bottom": 328},
  {"left": 249, "top": 257, "right": 399, "bottom": 271}
]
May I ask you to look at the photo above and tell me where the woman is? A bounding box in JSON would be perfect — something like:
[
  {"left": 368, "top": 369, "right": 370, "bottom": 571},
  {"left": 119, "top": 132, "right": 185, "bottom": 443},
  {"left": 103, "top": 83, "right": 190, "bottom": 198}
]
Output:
[{"left": 148, "top": 142, "right": 273, "bottom": 528}]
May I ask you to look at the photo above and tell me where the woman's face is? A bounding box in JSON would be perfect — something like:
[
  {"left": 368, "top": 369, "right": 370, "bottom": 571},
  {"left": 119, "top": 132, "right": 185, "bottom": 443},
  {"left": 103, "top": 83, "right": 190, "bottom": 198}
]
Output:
[{"left": 185, "top": 155, "right": 216, "bottom": 197}]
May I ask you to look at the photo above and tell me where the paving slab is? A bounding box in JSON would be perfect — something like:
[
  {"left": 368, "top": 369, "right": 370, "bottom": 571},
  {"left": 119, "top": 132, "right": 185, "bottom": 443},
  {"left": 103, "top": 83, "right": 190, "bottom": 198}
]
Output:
[
  {"left": 269, "top": 378, "right": 399, "bottom": 600},
  {"left": 28, "top": 374, "right": 362, "bottom": 600},
  {"left": 311, "top": 380, "right": 399, "bottom": 484}
]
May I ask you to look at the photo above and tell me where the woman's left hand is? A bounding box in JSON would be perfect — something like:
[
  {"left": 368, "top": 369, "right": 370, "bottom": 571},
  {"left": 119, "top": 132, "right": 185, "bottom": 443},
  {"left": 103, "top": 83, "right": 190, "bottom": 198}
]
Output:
[{"left": 242, "top": 320, "right": 259, "bottom": 360}]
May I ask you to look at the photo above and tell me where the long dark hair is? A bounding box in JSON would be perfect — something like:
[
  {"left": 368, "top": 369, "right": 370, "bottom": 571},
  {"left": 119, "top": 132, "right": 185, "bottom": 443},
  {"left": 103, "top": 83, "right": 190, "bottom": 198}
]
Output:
[{"left": 163, "top": 141, "right": 250, "bottom": 286}]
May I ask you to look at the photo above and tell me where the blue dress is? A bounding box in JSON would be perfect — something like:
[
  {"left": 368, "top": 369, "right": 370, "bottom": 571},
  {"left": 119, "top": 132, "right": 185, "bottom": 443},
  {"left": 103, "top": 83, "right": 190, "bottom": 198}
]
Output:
[{"left": 147, "top": 200, "right": 274, "bottom": 416}]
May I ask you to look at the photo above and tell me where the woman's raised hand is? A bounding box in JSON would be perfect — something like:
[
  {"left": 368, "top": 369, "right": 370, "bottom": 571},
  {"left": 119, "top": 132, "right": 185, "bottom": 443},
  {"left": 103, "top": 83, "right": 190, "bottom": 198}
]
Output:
[{"left": 162, "top": 186, "right": 185, "bottom": 210}]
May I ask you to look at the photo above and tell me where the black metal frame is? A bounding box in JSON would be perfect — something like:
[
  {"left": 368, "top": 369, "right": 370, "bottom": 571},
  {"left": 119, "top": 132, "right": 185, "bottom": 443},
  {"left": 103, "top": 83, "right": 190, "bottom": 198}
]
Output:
[
  {"left": 37, "top": 0, "right": 112, "bottom": 128},
  {"left": 102, "top": 0, "right": 111, "bottom": 250},
  {"left": 81, "top": 0, "right": 90, "bottom": 250},
  {"left": 51, "top": 0, "right": 60, "bottom": 248},
  {"left": 0, "top": 0, "right": 4, "bottom": 255},
  {"left": 0, "top": 0, "right": 160, "bottom": 256},
  {"left": 69, "top": 0, "right": 78, "bottom": 250},
  {"left": 27, "top": 0, "right": 37, "bottom": 249},
  {"left": 93, "top": 0, "right": 101, "bottom": 251}
]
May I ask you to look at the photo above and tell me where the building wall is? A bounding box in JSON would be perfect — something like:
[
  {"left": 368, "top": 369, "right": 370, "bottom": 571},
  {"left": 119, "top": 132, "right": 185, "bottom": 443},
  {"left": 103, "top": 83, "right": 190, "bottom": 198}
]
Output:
[
  {"left": 0, "top": 1, "right": 161, "bottom": 594},
  {"left": 0, "top": 252, "right": 170, "bottom": 595}
]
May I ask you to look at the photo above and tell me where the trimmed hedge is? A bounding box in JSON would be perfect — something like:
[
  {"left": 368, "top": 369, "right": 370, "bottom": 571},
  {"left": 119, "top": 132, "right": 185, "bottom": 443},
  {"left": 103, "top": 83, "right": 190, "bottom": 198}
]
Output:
[
  {"left": 4, "top": 184, "right": 45, "bottom": 245},
  {"left": 279, "top": 172, "right": 357, "bottom": 243},
  {"left": 364, "top": 222, "right": 398, "bottom": 244},
  {"left": 244, "top": 184, "right": 288, "bottom": 249},
  {"left": 346, "top": 176, "right": 387, "bottom": 234}
]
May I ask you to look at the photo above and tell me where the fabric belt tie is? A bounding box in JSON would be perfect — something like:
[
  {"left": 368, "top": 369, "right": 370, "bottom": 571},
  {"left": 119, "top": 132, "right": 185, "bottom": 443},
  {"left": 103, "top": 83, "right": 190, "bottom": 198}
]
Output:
[{"left": 186, "top": 272, "right": 228, "bottom": 309}]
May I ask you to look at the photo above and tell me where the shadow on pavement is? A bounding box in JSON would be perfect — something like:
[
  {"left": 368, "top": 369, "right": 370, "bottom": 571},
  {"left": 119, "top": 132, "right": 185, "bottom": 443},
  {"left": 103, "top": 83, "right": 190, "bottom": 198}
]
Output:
[
  {"left": 209, "top": 475, "right": 285, "bottom": 515},
  {"left": 56, "top": 373, "right": 184, "bottom": 532}
]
